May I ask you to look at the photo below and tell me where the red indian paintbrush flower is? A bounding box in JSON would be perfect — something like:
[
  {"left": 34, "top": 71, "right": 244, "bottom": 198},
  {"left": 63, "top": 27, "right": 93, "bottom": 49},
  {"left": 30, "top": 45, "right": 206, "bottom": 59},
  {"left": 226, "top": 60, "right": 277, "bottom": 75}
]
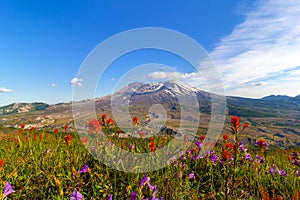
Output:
[
  {"left": 223, "top": 134, "right": 229, "bottom": 141},
  {"left": 29, "top": 126, "right": 35, "bottom": 132},
  {"left": 53, "top": 128, "right": 59, "bottom": 134},
  {"left": 107, "top": 118, "right": 114, "bottom": 125},
  {"left": 0, "top": 159, "right": 4, "bottom": 168},
  {"left": 65, "top": 134, "right": 72, "bottom": 146},
  {"left": 20, "top": 124, "right": 26, "bottom": 129},
  {"left": 243, "top": 123, "right": 249, "bottom": 129},
  {"left": 200, "top": 135, "right": 206, "bottom": 142},
  {"left": 150, "top": 141, "right": 156, "bottom": 152},
  {"left": 88, "top": 119, "right": 102, "bottom": 133},
  {"left": 132, "top": 116, "right": 139, "bottom": 125},
  {"left": 63, "top": 124, "right": 69, "bottom": 131},
  {"left": 230, "top": 116, "right": 240, "bottom": 131}
]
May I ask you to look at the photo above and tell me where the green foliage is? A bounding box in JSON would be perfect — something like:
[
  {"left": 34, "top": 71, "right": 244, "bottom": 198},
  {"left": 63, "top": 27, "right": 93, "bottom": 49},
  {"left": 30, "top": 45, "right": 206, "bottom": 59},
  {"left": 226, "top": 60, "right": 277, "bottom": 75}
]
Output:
[{"left": 0, "top": 125, "right": 299, "bottom": 199}]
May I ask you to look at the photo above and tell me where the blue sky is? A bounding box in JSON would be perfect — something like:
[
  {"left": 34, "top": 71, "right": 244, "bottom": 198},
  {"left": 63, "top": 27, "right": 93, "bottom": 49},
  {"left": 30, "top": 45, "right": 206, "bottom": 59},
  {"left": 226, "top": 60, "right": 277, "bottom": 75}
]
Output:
[{"left": 1, "top": 0, "right": 300, "bottom": 106}]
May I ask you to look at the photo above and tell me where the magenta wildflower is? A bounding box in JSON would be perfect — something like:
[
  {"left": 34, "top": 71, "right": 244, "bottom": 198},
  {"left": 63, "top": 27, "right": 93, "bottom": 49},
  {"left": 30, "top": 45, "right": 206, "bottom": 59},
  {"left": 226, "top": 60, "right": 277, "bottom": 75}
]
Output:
[
  {"left": 296, "top": 168, "right": 300, "bottom": 176},
  {"left": 130, "top": 191, "right": 137, "bottom": 200},
  {"left": 70, "top": 188, "right": 83, "bottom": 200},
  {"left": 291, "top": 159, "right": 299, "bottom": 166},
  {"left": 189, "top": 172, "right": 195, "bottom": 179},
  {"left": 78, "top": 163, "right": 90, "bottom": 174},
  {"left": 3, "top": 182, "right": 15, "bottom": 197},
  {"left": 255, "top": 140, "right": 268, "bottom": 148},
  {"left": 269, "top": 167, "right": 276, "bottom": 175},
  {"left": 195, "top": 141, "right": 202, "bottom": 148},
  {"left": 245, "top": 152, "right": 251, "bottom": 161},
  {"left": 277, "top": 168, "right": 288, "bottom": 176},
  {"left": 140, "top": 174, "right": 150, "bottom": 187},
  {"left": 210, "top": 155, "right": 218, "bottom": 162},
  {"left": 107, "top": 194, "right": 113, "bottom": 200},
  {"left": 256, "top": 155, "right": 264, "bottom": 163}
]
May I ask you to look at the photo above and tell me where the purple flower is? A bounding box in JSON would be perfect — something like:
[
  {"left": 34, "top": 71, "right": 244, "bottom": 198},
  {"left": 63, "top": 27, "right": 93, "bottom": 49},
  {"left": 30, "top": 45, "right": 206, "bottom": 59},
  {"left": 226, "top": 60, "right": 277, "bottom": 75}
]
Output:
[
  {"left": 277, "top": 168, "right": 288, "bottom": 176},
  {"left": 3, "top": 182, "right": 15, "bottom": 197},
  {"left": 189, "top": 172, "right": 195, "bottom": 179},
  {"left": 290, "top": 152, "right": 298, "bottom": 159},
  {"left": 245, "top": 153, "right": 251, "bottom": 161},
  {"left": 78, "top": 163, "right": 90, "bottom": 174},
  {"left": 296, "top": 168, "right": 300, "bottom": 176},
  {"left": 140, "top": 174, "right": 150, "bottom": 187},
  {"left": 256, "top": 155, "right": 264, "bottom": 163},
  {"left": 195, "top": 141, "right": 202, "bottom": 148},
  {"left": 269, "top": 168, "right": 276, "bottom": 175},
  {"left": 70, "top": 188, "right": 83, "bottom": 200},
  {"left": 130, "top": 191, "right": 138, "bottom": 200},
  {"left": 180, "top": 155, "right": 186, "bottom": 161},
  {"left": 210, "top": 155, "right": 218, "bottom": 162},
  {"left": 107, "top": 194, "right": 113, "bottom": 200},
  {"left": 291, "top": 159, "right": 299, "bottom": 166}
]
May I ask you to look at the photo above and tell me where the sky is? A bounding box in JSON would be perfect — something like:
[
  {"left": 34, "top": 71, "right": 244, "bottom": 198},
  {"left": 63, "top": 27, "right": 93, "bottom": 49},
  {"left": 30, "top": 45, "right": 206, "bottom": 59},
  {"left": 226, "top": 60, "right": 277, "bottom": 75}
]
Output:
[{"left": 1, "top": 0, "right": 300, "bottom": 106}]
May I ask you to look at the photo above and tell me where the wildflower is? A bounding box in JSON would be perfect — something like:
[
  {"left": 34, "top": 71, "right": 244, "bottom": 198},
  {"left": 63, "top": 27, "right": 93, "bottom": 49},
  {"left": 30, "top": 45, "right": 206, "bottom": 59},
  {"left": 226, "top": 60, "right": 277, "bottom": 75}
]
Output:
[
  {"left": 296, "top": 168, "right": 300, "bottom": 176},
  {"left": 189, "top": 172, "right": 195, "bottom": 179},
  {"left": 239, "top": 141, "right": 245, "bottom": 152},
  {"left": 222, "top": 149, "right": 231, "bottom": 160},
  {"left": 78, "top": 163, "right": 90, "bottom": 174},
  {"left": 243, "top": 123, "right": 249, "bottom": 129},
  {"left": 42, "top": 148, "right": 51, "bottom": 155},
  {"left": 291, "top": 159, "right": 299, "bottom": 166},
  {"left": 195, "top": 141, "right": 202, "bottom": 148},
  {"left": 64, "top": 124, "right": 69, "bottom": 131},
  {"left": 256, "top": 155, "right": 264, "bottom": 163},
  {"left": 33, "top": 134, "right": 37, "bottom": 140},
  {"left": 255, "top": 139, "right": 268, "bottom": 148},
  {"left": 3, "top": 182, "right": 15, "bottom": 197},
  {"left": 118, "top": 128, "right": 122, "bottom": 134},
  {"left": 65, "top": 134, "right": 72, "bottom": 146},
  {"left": 150, "top": 141, "right": 156, "bottom": 152},
  {"left": 18, "top": 129, "right": 23, "bottom": 134},
  {"left": 70, "top": 188, "right": 83, "bottom": 200},
  {"left": 107, "top": 194, "right": 113, "bottom": 200},
  {"left": 199, "top": 135, "right": 206, "bottom": 142},
  {"left": 230, "top": 116, "right": 240, "bottom": 131},
  {"left": 140, "top": 174, "right": 150, "bottom": 187},
  {"left": 88, "top": 119, "right": 102, "bottom": 133},
  {"left": 107, "top": 118, "right": 114, "bottom": 125},
  {"left": 132, "top": 116, "right": 139, "bottom": 125},
  {"left": 53, "top": 128, "right": 59, "bottom": 134},
  {"left": 245, "top": 152, "right": 251, "bottom": 161},
  {"left": 29, "top": 126, "right": 35, "bottom": 132},
  {"left": 0, "top": 159, "right": 4, "bottom": 168},
  {"left": 139, "top": 131, "right": 146, "bottom": 138},
  {"left": 101, "top": 114, "right": 107, "bottom": 123},
  {"left": 81, "top": 137, "right": 88, "bottom": 145},
  {"left": 225, "top": 142, "right": 235, "bottom": 150},
  {"left": 269, "top": 167, "right": 276, "bottom": 175},
  {"left": 277, "top": 168, "right": 288, "bottom": 176},
  {"left": 20, "top": 124, "right": 26, "bottom": 129},
  {"left": 180, "top": 155, "right": 186, "bottom": 161},
  {"left": 210, "top": 155, "right": 219, "bottom": 162},
  {"left": 130, "top": 191, "right": 137, "bottom": 200},
  {"left": 223, "top": 134, "right": 229, "bottom": 141}
]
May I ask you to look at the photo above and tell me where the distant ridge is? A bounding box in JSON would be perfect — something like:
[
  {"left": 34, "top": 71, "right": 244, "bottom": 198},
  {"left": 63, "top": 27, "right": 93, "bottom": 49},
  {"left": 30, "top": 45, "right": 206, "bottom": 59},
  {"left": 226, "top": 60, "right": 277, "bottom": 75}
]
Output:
[{"left": 0, "top": 102, "right": 49, "bottom": 115}]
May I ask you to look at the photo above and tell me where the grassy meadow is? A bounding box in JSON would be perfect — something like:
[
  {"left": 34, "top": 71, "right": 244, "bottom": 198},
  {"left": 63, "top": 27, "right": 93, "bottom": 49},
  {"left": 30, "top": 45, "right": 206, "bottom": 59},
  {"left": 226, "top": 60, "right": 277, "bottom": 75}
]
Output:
[{"left": 0, "top": 115, "right": 300, "bottom": 200}]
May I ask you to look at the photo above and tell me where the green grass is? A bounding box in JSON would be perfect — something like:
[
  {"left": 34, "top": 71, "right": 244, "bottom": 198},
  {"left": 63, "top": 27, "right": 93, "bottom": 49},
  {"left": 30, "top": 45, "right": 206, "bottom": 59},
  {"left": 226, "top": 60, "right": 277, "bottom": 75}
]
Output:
[{"left": 0, "top": 119, "right": 300, "bottom": 199}]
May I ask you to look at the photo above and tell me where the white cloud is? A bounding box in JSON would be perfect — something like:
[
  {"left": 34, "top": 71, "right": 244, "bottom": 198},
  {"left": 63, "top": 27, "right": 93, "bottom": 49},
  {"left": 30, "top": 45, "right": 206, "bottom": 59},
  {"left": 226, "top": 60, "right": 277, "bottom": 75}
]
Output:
[
  {"left": 0, "top": 87, "right": 13, "bottom": 93},
  {"left": 70, "top": 77, "right": 83, "bottom": 87},
  {"left": 148, "top": 71, "right": 198, "bottom": 80},
  {"left": 251, "top": 81, "right": 265, "bottom": 87},
  {"left": 210, "top": 0, "right": 300, "bottom": 97},
  {"left": 50, "top": 83, "right": 58, "bottom": 87}
]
